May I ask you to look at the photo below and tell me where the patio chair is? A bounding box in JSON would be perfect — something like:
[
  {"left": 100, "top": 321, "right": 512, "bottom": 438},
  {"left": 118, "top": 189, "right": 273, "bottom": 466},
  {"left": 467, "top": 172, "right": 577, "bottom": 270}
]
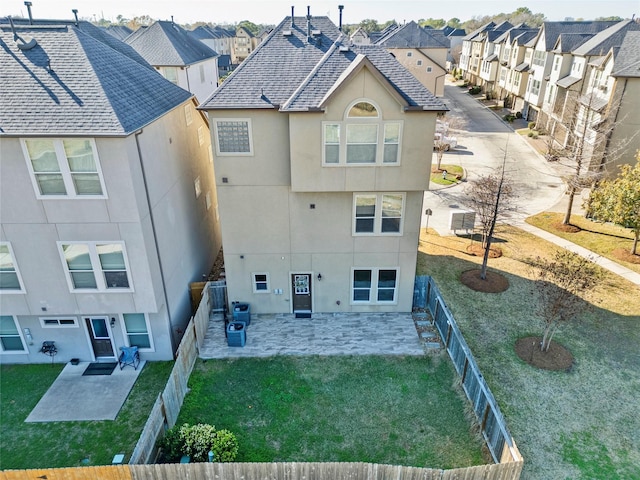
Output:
[{"left": 118, "top": 346, "right": 140, "bottom": 370}]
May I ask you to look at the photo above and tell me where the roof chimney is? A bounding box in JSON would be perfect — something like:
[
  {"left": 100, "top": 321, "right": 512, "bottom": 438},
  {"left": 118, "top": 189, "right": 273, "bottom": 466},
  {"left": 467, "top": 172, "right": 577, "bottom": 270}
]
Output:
[
  {"left": 338, "top": 5, "right": 344, "bottom": 32},
  {"left": 24, "top": 1, "right": 33, "bottom": 25},
  {"left": 306, "top": 6, "right": 311, "bottom": 41},
  {"left": 72, "top": 9, "right": 79, "bottom": 27},
  {"left": 291, "top": 6, "right": 295, "bottom": 27}
]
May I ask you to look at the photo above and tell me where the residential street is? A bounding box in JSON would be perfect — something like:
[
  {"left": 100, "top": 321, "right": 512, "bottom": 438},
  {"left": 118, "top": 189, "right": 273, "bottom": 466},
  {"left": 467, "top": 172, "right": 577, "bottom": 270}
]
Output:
[{"left": 421, "top": 81, "right": 567, "bottom": 235}]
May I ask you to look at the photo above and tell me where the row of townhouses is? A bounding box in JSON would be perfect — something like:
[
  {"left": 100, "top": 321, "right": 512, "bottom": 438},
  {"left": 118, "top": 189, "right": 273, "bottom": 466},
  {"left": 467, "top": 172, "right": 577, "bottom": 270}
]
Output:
[
  {"left": 0, "top": 8, "right": 445, "bottom": 364},
  {"left": 459, "top": 19, "right": 640, "bottom": 173}
]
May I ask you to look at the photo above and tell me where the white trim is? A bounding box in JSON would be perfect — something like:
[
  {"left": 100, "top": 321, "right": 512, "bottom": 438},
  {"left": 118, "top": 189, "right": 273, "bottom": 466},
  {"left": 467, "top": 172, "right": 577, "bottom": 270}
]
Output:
[
  {"left": 184, "top": 104, "right": 193, "bottom": 126},
  {"left": 289, "top": 271, "right": 314, "bottom": 314},
  {"left": 57, "top": 241, "right": 134, "bottom": 293},
  {"left": 350, "top": 267, "right": 399, "bottom": 305},
  {"left": 213, "top": 118, "right": 254, "bottom": 156},
  {"left": 0, "top": 242, "right": 26, "bottom": 294},
  {"left": 120, "top": 313, "right": 155, "bottom": 352},
  {"left": 0, "top": 315, "right": 28, "bottom": 354},
  {"left": 352, "top": 193, "right": 405, "bottom": 236},
  {"left": 20, "top": 138, "right": 107, "bottom": 200},
  {"left": 39, "top": 317, "right": 79, "bottom": 328},
  {"left": 251, "top": 272, "right": 270, "bottom": 294}
]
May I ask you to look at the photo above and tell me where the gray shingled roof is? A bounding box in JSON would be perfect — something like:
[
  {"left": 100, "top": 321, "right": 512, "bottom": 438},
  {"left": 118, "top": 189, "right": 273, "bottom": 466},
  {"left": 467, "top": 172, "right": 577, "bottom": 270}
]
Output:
[
  {"left": 103, "top": 25, "right": 133, "bottom": 41},
  {"left": 572, "top": 20, "right": 640, "bottom": 56},
  {"left": 1, "top": 17, "right": 153, "bottom": 70},
  {"left": 199, "top": 16, "right": 446, "bottom": 113},
  {"left": 376, "top": 21, "right": 449, "bottom": 48},
  {"left": 0, "top": 23, "right": 192, "bottom": 135},
  {"left": 126, "top": 20, "right": 218, "bottom": 66},
  {"left": 537, "top": 21, "right": 619, "bottom": 51},
  {"left": 552, "top": 33, "right": 595, "bottom": 53},
  {"left": 612, "top": 31, "right": 640, "bottom": 78}
]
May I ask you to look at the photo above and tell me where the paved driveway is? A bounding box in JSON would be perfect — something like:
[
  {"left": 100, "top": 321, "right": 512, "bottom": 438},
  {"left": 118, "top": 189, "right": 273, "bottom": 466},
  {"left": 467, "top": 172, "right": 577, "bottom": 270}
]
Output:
[{"left": 422, "top": 83, "right": 566, "bottom": 235}]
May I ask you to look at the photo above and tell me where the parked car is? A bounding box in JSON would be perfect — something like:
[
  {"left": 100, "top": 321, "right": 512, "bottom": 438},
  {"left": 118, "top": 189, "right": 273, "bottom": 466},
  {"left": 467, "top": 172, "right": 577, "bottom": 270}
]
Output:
[{"left": 434, "top": 132, "right": 457, "bottom": 151}]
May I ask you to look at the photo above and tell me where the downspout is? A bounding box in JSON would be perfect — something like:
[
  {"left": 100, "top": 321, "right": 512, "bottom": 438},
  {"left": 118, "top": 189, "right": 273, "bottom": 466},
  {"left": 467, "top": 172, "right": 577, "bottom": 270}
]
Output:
[
  {"left": 185, "top": 65, "right": 191, "bottom": 93},
  {"left": 134, "top": 130, "right": 177, "bottom": 356}
]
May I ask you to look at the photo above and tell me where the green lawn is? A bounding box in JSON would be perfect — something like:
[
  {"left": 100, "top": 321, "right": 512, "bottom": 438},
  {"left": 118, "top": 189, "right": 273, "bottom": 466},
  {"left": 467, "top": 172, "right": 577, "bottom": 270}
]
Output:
[
  {"left": 419, "top": 226, "right": 640, "bottom": 479},
  {"left": 177, "top": 355, "right": 486, "bottom": 469},
  {"left": 0, "top": 361, "right": 173, "bottom": 470}
]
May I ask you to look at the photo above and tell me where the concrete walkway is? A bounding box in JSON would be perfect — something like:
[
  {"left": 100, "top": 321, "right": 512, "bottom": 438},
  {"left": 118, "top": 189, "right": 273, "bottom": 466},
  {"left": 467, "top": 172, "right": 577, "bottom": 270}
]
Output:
[
  {"left": 199, "top": 312, "right": 425, "bottom": 359},
  {"left": 26, "top": 361, "right": 145, "bottom": 422}
]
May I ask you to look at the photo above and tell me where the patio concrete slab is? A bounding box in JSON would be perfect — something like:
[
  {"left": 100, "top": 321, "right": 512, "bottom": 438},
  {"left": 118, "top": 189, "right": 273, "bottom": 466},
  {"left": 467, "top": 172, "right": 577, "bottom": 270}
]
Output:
[
  {"left": 199, "top": 312, "right": 425, "bottom": 359},
  {"left": 25, "top": 360, "right": 145, "bottom": 422}
]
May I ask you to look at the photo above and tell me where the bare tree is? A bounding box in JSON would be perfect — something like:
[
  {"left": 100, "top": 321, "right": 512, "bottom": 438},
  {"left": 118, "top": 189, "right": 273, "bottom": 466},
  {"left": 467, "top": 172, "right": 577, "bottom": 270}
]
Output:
[
  {"left": 529, "top": 250, "right": 601, "bottom": 351},
  {"left": 465, "top": 144, "right": 515, "bottom": 279},
  {"left": 551, "top": 90, "right": 636, "bottom": 225}
]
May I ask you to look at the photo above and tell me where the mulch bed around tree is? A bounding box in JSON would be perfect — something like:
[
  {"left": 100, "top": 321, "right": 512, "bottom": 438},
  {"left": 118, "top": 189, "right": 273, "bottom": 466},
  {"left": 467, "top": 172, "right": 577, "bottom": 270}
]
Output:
[
  {"left": 466, "top": 245, "right": 503, "bottom": 258},
  {"left": 514, "top": 336, "right": 574, "bottom": 371},
  {"left": 552, "top": 221, "right": 581, "bottom": 233},
  {"left": 612, "top": 248, "right": 640, "bottom": 264},
  {"left": 460, "top": 269, "right": 509, "bottom": 293}
]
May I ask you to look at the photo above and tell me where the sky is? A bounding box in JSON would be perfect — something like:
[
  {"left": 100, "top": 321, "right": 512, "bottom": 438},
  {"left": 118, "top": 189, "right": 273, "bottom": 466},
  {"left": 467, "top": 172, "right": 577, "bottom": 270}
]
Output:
[{"left": 1, "top": 0, "right": 637, "bottom": 26}]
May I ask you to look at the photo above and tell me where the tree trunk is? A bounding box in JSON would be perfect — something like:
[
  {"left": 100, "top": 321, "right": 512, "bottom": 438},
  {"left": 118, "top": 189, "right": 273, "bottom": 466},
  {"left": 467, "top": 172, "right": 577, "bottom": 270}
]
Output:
[
  {"left": 633, "top": 230, "right": 639, "bottom": 255},
  {"left": 562, "top": 186, "right": 576, "bottom": 225}
]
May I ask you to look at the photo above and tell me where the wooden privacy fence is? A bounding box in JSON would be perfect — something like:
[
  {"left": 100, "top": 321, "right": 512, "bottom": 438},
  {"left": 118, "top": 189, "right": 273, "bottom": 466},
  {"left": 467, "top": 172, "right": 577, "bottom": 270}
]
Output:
[
  {"left": 128, "top": 282, "right": 213, "bottom": 464},
  {"left": 414, "top": 276, "right": 522, "bottom": 466},
  {"left": 2, "top": 461, "right": 523, "bottom": 480}
]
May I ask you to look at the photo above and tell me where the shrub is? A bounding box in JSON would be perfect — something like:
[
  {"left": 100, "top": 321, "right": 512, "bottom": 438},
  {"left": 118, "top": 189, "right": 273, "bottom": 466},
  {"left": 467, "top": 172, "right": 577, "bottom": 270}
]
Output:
[
  {"left": 503, "top": 114, "right": 515, "bottom": 123},
  {"left": 528, "top": 131, "right": 534, "bottom": 137},
  {"left": 528, "top": 121, "right": 536, "bottom": 130},
  {"left": 468, "top": 86, "right": 481, "bottom": 95},
  {"left": 532, "top": 133, "right": 539, "bottom": 139},
  {"left": 515, "top": 111, "right": 523, "bottom": 119},
  {"left": 158, "top": 423, "right": 239, "bottom": 463}
]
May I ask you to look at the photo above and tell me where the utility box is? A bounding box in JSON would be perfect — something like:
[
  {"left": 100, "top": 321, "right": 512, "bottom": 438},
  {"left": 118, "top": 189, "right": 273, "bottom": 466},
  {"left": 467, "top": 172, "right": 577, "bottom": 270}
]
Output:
[
  {"left": 227, "top": 322, "right": 246, "bottom": 347},
  {"left": 233, "top": 302, "right": 251, "bottom": 326}
]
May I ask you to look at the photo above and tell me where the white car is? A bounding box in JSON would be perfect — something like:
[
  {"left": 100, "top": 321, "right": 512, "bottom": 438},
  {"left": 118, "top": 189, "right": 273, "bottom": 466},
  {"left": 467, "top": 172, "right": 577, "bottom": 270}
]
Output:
[{"left": 434, "top": 132, "right": 457, "bottom": 151}]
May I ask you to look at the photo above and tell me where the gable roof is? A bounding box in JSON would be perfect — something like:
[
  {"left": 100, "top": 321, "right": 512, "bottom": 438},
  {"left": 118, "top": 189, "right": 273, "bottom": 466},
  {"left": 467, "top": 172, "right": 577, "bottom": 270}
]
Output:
[
  {"left": 0, "top": 22, "right": 192, "bottom": 136},
  {"left": 572, "top": 20, "right": 640, "bottom": 57},
  {"left": 199, "top": 16, "right": 446, "bottom": 113},
  {"left": 552, "top": 33, "right": 595, "bottom": 53},
  {"left": 612, "top": 31, "right": 640, "bottom": 78},
  {"left": 536, "top": 21, "right": 620, "bottom": 51},
  {"left": 125, "top": 20, "right": 218, "bottom": 66},
  {"left": 103, "top": 25, "right": 133, "bottom": 41},
  {"left": 376, "top": 21, "right": 449, "bottom": 48}
]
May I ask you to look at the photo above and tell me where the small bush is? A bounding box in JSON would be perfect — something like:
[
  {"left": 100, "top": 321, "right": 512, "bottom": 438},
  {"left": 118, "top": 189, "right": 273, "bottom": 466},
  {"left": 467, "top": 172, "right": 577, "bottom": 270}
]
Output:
[
  {"left": 532, "top": 133, "right": 539, "bottom": 139},
  {"left": 528, "top": 131, "right": 534, "bottom": 137},
  {"left": 503, "top": 114, "right": 515, "bottom": 123},
  {"left": 528, "top": 121, "right": 536, "bottom": 130},
  {"left": 515, "top": 111, "right": 523, "bottom": 119},
  {"left": 468, "top": 86, "right": 481, "bottom": 95},
  {"left": 158, "top": 423, "right": 239, "bottom": 463}
]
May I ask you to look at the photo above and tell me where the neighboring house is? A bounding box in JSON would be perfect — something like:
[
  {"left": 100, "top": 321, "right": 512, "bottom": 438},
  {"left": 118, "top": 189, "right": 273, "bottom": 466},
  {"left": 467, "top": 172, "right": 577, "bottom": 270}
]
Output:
[
  {"left": 125, "top": 20, "right": 219, "bottom": 103},
  {"left": 233, "top": 25, "right": 255, "bottom": 63},
  {"left": 442, "top": 26, "right": 466, "bottom": 69},
  {"left": 375, "top": 21, "right": 449, "bottom": 96},
  {"left": 102, "top": 25, "right": 133, "bottom": 41},
  {"left": 350, "top": 27, "right": 370, "bottom": 45},
  {"left": 199, "top": 13, "right": 446, "bottom": 316},
  {"left": 189, "top": 25, "right": 234, "bottom": 57},
  {"left": 218, "top": 54, "right": 233, "bottom": 76},
  {"left": 0, "top": 19, "right": 222, "bottom": 363}
]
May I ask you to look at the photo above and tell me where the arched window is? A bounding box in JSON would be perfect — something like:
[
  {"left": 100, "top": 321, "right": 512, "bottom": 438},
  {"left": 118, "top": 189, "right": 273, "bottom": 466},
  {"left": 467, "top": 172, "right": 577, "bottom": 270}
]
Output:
[{"left": 323, "top": 99, "right": 402, "bottom": 165}]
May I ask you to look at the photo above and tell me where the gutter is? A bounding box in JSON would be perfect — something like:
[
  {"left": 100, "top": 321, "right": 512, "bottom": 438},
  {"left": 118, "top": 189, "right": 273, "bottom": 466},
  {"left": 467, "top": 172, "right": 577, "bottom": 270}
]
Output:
[{"left": 134, "top": 129, "right": 177, "bottom": 356}]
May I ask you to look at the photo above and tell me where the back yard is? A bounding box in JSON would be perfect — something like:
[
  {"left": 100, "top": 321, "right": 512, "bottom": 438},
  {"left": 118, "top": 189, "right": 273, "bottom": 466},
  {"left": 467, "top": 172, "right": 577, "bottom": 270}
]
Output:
[
  {"left": 177, "top": 355, "right": 486, "bottom": 468},
  {"left": 418, "top": 226, "right": 640, "bottom": 479}
]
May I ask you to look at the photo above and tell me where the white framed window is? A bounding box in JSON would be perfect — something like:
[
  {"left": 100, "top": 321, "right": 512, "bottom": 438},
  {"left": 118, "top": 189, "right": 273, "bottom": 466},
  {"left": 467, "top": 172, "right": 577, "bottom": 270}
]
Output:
[
  {"left": 21, "top": 139, "right": 106, "bottom": 199},
  {"left": 353, "top": 193, "right": 404, "bottom": 235},
  {"left": 121, "top": 313, "right": 154, "bottom": 351},
  {"left": 214, "top": 119, "right": 253, "bottom": 155},
  {"left": 351, "top": 268, "right": 398, "bottom": 304},
  {"left": 164, "top": 67, "right": 178, "bottom": 84},
  {"left": 406, "top": 51, "right": 412, "bottom": 57},
  {"left": 58, "top": 242, "right": 133, "bottom": 292},
  {"left": 194, "top": 176, "right": 202, "bottom": 198},
  {"left": 532, "top": 50, "right": 545, "bottom": 66},
  {"left": 0, "top": 243, "right": 25, "bottom": 293},
  {"left": 322, "top": 100, "right": 402, "bottom": 166},
  {"left": 184, "top": 104, "right": 193, "bottom": 126},
  {"left": 0, "top": 316, "right": 27, "bottom": 353},
  {"left": 417, "top": 60, "right": 423, "bottom": 66},
  {"left": 40, "top": 317, "right": 78, "bottom": 328},
  {"left": 426, "top": 66, "right": 432, "bottom": 73},
  {"left": 530, "top": 79, "right": 541, "bottom": 96},
  {"left": 252, "top": 272, "right": 270, "bottom": 293},
  {"left": 554, "top": 56, "right": 560, "bottom": 72}
]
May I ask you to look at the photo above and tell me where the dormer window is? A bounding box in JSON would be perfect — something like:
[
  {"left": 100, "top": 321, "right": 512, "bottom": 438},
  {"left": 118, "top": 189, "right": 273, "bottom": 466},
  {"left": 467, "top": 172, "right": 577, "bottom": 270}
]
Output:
[{"left": 323, "top": 100, "right": 402, "bottom": 165}]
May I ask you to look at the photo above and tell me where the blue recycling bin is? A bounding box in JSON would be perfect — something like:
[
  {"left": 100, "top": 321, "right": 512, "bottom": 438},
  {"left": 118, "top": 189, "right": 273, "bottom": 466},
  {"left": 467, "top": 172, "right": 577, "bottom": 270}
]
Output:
[
  {"left": 233, "top": 302, "right": 251, "bottom": 326},
  {"left": 227, "top": 322, "right": 246, "bottom": 347}
]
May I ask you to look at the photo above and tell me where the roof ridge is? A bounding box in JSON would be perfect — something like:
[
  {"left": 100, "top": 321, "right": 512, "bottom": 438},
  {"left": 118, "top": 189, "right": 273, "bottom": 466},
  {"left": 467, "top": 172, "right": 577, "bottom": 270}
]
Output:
[{"left": 281, "top": 33, "right": 345, "bottom": 110}]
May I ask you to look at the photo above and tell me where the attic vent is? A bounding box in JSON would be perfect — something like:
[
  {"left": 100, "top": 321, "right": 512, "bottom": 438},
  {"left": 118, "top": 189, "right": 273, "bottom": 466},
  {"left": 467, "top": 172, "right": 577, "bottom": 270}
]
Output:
[
  {"left": 283, "top": 30, "right": 293, "bottom": 36},
  {"left": 339, "top": 46, "right": 350, "bottom": 52},
  {"left": 312, "top": 29, "right": 321, "bottom": 36}
]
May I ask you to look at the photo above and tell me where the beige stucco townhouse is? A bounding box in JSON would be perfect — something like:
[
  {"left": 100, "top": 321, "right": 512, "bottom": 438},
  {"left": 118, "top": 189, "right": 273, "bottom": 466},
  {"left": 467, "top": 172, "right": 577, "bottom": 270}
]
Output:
[{"left": 199, "top": 12, "right": 446, "bottom": 316}]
